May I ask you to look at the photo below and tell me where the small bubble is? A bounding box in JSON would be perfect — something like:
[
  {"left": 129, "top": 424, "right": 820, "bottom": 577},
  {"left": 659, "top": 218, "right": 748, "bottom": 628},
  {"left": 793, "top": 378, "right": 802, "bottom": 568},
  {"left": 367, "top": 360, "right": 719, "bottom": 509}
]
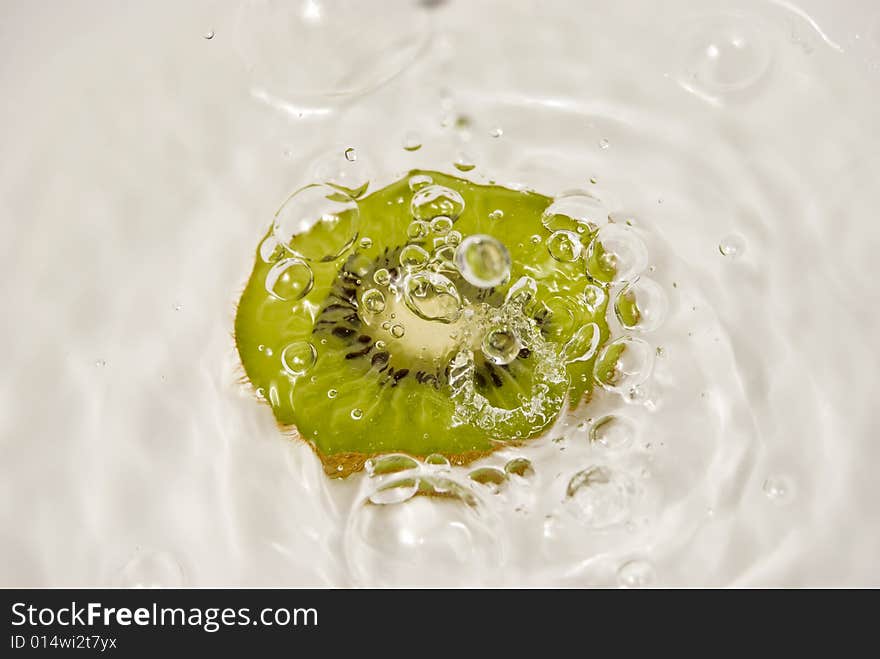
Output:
[
  {"left": 402, "top": 271, "right": 462, "bottom": 323},
  {"left": 351, "top": 408, "right": 364, "bottom": 420},
  {"left": 95, "top": 359, "right": 107, "bottom": 368},
  {"left": 361, "top": 288, "right": 387, "bottom": 314},
  {"left": 375, "top": 340, "right": 386, "bottom": 350},
  {"left": 614, "top": 277, "right": 668, "bottom": 333},
  {"left": 411, "top": 184, "right": 465, "bottom": 221},
  {"left": 530, "top": 234, "right": 542, "bottom": 244},
  {"left": 489, "top": 209, "right": 504, "bottom": 220},
  {"left": 264, "top": 258, "right": 314, "bottom": 301},
  {"left": 453, "top": 153, "right": 476, "bottom": 172},
  {"left": 468, "top": 467, "right": 508, "bottom": 492},
  {"left": 430, "top": 216, "right": 453, "bottom": 235},
  {"left": 391, "top": 324, "right": 406, "bottom": 338},
  {"left": 408, "top": 174, "right": 433, "bottom": 191},
  {"left": 407, "top": 220, "right": 430, "bottom": 240},
  {"left": 565, "top": 465, "right": 636, "bottom": 529},
  {"left": 617, "top": 560, "right": 655, "bottom": 588},
  {"left": 281, "top": 341, "right": 317, "bottom": 376},
  {"left": 402, "top": 132, "right": 422, "bottom": 151},
  {"left": 445, "top": 230, "right": 462, "bottom": 247},
  {"left": 327, "top": 389, "right": 338, "bottom": 399},
  {"left": 425, "top": 453, "right": 451, "bottom": 470},
  {"left": 762, "top": 476, "right": 792, "bottom": 504},
  {"left": 359, "top": 237, "right": 373, "bottom": 249},
  {"left": 489, "top": 126, "right": 503, "bottom": 138},
  {"left": 590, "top": 415, "right": 636, "bottom": 450},
  {"left": 504, "top": 457, "right": 534, "bottom": 478},
  {"left": 546, "top": 230, "right": 583, "bottom": 262},
  {"left": 482, "top": 327, "right": 521, "bottom": 365},
  {"left": 274, "top": 184, "right": 359, "bottom": 261},
  {"left": 373, "top": 268, "right": 391, "bottom": 287},
  {"left": 594, "top": 336, "right": 655, "bottom": 393},
  {"left": 599, "top": 138, "right": 610, "bottom": 150},
  {"left": 172, "top": 303, "right": 183, "bottom": 312},
  {"left": 586, "top": 224, "right": 648, "bottom": 284},
  {"left": 719, "top": 233, "right": 746, "bottom": 257},
  {"left": 455, "top": 234, "right": 511, "bottom": 288},
  {"left": 400, "top": 244, "right": 430, "bottom": 272},
  {"left": 344, "top": 147, "right": 357, "bottom": 162},
  {"left": 203, "top": 30, "right": 215, "bottom": 40}
]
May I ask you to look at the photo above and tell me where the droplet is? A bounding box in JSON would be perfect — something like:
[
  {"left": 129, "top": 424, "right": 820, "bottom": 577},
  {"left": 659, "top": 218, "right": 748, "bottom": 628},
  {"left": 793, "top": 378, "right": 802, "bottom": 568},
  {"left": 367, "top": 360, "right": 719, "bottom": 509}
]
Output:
[
  {"left": 399, "top": 244, "right": 430, "bottom": 272},
  {"left": 407, "top": 220, "right": 430, "bottom": 240},
  {"left": 594, "top": 336, "right": 655, "bottom": 393},
  {"left": 679, "top": 14, "right": 773, "bottom": 99},
  {"left": 504, "top": 457, "right": 534, "bottom": 478},
  {"left": 259, "top": 235, "right": 285, "bottom": 263},
  {"left": 582, "top": 284, "right": 607, "bottom": 314},
  {"left": 590, "top": 415, "right": 636, "bottom": 450},
  {"left": 542, "top": 192, "right": 607, "bottom": 233},
  {"left": 489, "top": 209, "right": 504, "bottom": 220},
  {"left": 445, "top": 230, "right": 462, "bottom": 247},
  {"left": 547, "top": 230, "right": 583, "bottom": 262},
  {"left": 402, "top": 271, "right": 462, "bottom": 323},
  {"left": 327, "top": 389, "right": 338, "bottom": 399},
  {"left": 454, "top": 234, "right": 511, "bottom": 288},
  {"left": 586, "top": 224, "right": 648, "bottom": 284},
  {"left": 411, "top": 184, "right": 465, "bottom": 221},
  {"left": 430, "top": 216, "right": 453, "bottom": 235},
  {"left": 365, "top": 453, "right": 420, "bottom": 477},
  {"left": 468, "top": 466, "right": 508, "bottom": 492},
  {"left": 408, "top": 174, "right": 433, "bottom": 191},
  {"left": 369, "top": 477, "right": 420, "bottom": 505},
  {"left": 454, "top": 153, "right": 476, "bottom": 172},
  {"left": 402, "top": 132, "right": 423, "bottom": 152},
  {"left": 489, "top": 126, "right": 503, "bottom": 138},
  {"left": 563, "top": 322, "right": 600, "bottom": 363},
  {"left": 565, "top": 465, "right": 636, "bottom": 529},
  {"left": 274, "top": 184, "right": 359, "bottom": 262},
  {"left": 617, "top": 560, "right": 655, "bottom": 588},
  {"left": 719, "top": 233, "right": 746, "bottom": 257},
  {"left": 482, "top": 327, "right": 521, "bottom": 365},
  {"left": 373, "top": 268, "right": 392, "bottom": 287},
  {"left": 424, "top": 453, "right": 451, "bottom": 470},
  {"left": 361, "top": 288, "right": 387, "bottom": 314},
  {"left": 310, "top": 150, "right": 373, "bottom": 198},
  {"left": 265, "top": 258, "right": 314, "bottom": 301},
  {"left": 281, "top": 341, "right": 317, "bottom": 376},
  {"left": 762, "top": 476, "right": 793, "bottom": 504},
  {"left": 391, "top": 324, "right": 406, "bottom": 338},
  {"left": 203, "top": 30, "right": 215, "bottom": 40},
  {"left": 614, "top": 277, "right": 668, "bottom": 332},
  {"left": 599, "top": 138, "right": 610, "bottom": 150},
  {"left": 351, "top": 408, "right": 364, "bottom": 420}
]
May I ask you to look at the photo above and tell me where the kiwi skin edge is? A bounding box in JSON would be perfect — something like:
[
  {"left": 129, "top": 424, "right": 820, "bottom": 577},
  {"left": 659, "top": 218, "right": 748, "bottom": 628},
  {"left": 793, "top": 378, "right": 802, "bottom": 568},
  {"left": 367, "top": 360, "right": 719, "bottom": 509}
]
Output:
[{"left": 234, "top": 170, "right": 615, "bottom": 478}]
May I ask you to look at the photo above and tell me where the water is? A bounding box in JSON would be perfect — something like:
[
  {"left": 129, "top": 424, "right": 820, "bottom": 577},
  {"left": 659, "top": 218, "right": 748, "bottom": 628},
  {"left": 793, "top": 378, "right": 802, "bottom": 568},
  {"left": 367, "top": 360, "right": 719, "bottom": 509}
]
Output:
[{"left": 1, "top": 0, "right": 879, "bottom": 586}]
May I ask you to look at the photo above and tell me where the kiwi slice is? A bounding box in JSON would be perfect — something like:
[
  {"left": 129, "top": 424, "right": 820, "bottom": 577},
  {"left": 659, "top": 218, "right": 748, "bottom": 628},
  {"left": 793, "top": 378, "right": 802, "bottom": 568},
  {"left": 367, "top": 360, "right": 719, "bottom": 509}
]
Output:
[{"left": 235, "top": 170, "right": 615, "bottom": 476}]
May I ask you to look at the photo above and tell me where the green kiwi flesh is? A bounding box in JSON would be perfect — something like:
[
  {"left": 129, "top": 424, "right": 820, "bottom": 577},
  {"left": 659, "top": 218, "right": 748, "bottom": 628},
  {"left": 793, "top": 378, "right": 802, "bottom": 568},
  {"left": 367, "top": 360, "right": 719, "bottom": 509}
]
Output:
[{"left": 235, "top": 170, "right": 615, "bottom": 476}]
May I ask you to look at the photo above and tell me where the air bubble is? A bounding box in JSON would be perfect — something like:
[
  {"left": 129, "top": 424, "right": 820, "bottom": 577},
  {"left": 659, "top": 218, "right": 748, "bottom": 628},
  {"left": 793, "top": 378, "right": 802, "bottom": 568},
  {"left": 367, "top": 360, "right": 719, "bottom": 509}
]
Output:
[
  {"left": 274, "top": 184, "right": 359, "bottom": 262},
  {"left": 365, "top": 454, "right": 420, "bottom": 477},
  {"left": 542, "top": 192, "right": 607, "bottom": 233},
  {"left": 445, "top": 230, "right": 462, "bottom": 247},
  {"left": 327, "top": 389, "right": 338, "bottom": 399},
  {"left": 343, "top": 147, "right": 357, "bottom": 162},
  {"left": 455, "top": 234, "right": 511, "bottom": 288},
  {"left": 468, "top": 467, "right": 508, "bottom": 492},
  {"left": 504, "top": 457, "right": 534, "bottom": 478},
  {"left": 430, "top": 216, "right": 453, "bottom": 235},
  {"left": 351, "top": 408, "right": 364, "bottom": 420},
  {"left": 563, "top": 322, "right": 600, "bottom": 363},
  {"left": 617, "top": 560, "right": 655, "bottom": 588},
  {"left": 586, "top": 224, "right": 648, "bottom": 284},
  {"left": 361, "top": 288, "right": 387, "bottom": 314},
  {"left": 411, "top": 184, "right": 465, "bottom": 221},
  {"left": 482, "top": 327, "right": 522, "bottom": 365},
  {"left": 489, "top": 209, "right": 504, "bottom": 220},
  {"left": 399, "top": 244, "right": 430, "bottom": 272},
  {"left": 614, "top": 277, "right": 668, "bottom": 332},
  {"left": 590, "top": 415, "right": 636, "bottom": 450},
  {"left": 390, "top": 324, "right": 405, "bottom": 338},
  {"left": 369, "top": 478, "right": 419, "bottom": 505},
  {"left": 264, "top": 258, "right": 314, "bottom": 301},
  {"left": 281, "top": 341, "right": 317, "bottom": 376},
  {"left": 407, "top": 220, "right": 429, "bottom": 241},
  {"left": 359, "top": 237, "right": 373, "bottom": 249},
  {"left": 489, "top": 126, "right": 503, "bottom": 138},
  {"left": 583, "top": 284, "right": 607, "bottom": 314},
  {"left": 547, "top": 230, "right": 583, "bottom": 262},
  {"left": 594, "top": 337, "right": 654, "bottom": 393},
  {"left": 762, "top": 476, "right": 793, "bottom": 504},
  {"left": 599, "top": 138, "right": 610, "bottom": 150},
  {"left": 402, "top": 271, "right": 462, "bottom": 323},
  {"left": 719, "top": 233, "right": 746, "bottom": 257},
  {"left": 454, "top": 153, "right": 476, "bottom": 172},
  {"left": 373, "top": 268, "right": 391, "bottom": 287},
  {"left": 408, "top": 174, "right": 433, "bottom": 191},
  {"left": 424, "top": 454, "right": 451, "bottom": 470},
  {"left": 402, "top": 132, "right": 423, "bottom": 152},
  {"left": 564, "top": 465, "right": 637, "bottom": 529},
  {"left": 203, "top": 30, "right": 215, "bottom": 40}
]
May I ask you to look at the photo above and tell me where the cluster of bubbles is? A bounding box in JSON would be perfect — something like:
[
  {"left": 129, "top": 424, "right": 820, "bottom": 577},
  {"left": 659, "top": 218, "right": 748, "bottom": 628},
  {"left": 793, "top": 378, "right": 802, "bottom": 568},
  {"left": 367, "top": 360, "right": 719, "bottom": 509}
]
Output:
[{"left": 345, "top": 452, "right": 534, "bottom": 585}]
